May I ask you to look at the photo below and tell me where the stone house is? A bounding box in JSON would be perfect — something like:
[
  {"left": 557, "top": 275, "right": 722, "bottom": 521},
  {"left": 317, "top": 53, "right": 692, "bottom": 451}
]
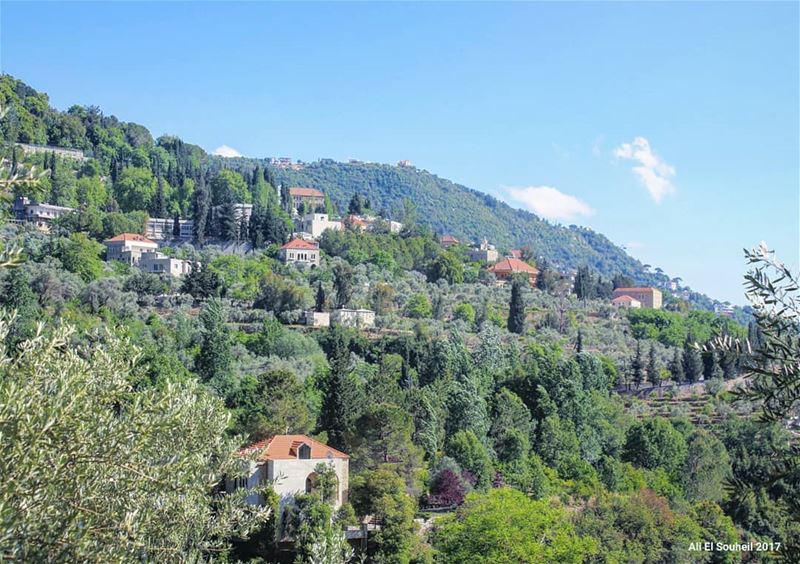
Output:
[
  {"left": 611, "top": 295, "right": 642, "bottom": 309},
  {"left": 279, "top": 239, "right": 321, "bottom": 267},
  {"left": 331, "top": 308, "right": 375, "bottom": 329},
  {"left": 487, "top": 257, "right": 539, "bottom": 285},
  {"left": 300, "top": 213, "right": 343, "bottom": 239},
  {"left": 611, "top": 287, "right": 662, "bottom": 309},
  {"left": 304, "top": 311, "right": 331, "bottom": 327},
  {"left": 138, "top": 251, "right": 192, "bottom": 277},
  {"left": 104, "top": 233, "right": 159, "bottom": 265},
  {"left": 288, "top": 187, "right": 325, "bottom": 214}
]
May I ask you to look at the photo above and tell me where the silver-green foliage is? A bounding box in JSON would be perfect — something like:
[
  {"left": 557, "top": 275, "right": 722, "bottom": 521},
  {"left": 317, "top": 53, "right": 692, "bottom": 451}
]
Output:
[{"left": 0, "top": 315, "right": 269, "bottom": 562}]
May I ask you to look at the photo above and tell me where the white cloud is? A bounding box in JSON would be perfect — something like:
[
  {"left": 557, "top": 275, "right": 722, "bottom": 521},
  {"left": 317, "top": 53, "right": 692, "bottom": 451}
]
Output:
[
  {"left": 505, "top": 186, "right": 596, "bottom": 222},
  {"left": 212, "top": 145, "right": 242, "bottom": 158},
  {"left": 625, "top": 241, "right": 646, "bottom": 251},
  {"left": 614, "top": 137, "right": 676, "bottom": 202}
]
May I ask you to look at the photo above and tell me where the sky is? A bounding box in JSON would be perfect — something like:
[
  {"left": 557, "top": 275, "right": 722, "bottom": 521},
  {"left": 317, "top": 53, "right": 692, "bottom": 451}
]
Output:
[{"left": 1, "top": 1, "right": 798, "bottom": 304}]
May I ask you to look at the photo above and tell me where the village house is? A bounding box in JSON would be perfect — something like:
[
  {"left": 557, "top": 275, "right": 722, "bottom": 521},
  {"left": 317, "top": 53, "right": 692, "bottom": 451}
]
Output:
[
  {"left": 611, "top": 287, "right": 663, "bottom": 309},
  {"left": 300, "top": 213, "right": 343, "bottom": 239},
  {"left": 611, "top": 295, "right": 642, "bottom": 309},
  {"left": 488, "top": 257, "right": 539, "bottom": 285},
  {"left": 12, "top": 196, "right": 74, "bottom": 231},
  {"left": 439, "top": 234, "right": 460, "bottom": 249},
  {"left": 288, "top": 187, "right": 325, "bottom": 214},
  {"left": 331, "top": 308, "right": 375, "bottom": 329},
  {"left": 467, "top": 238, "right": 499, "bottom": 263},
  {"left": 138, "top": 251, "right": 192, "bottom": 277},
  {"left": 304, "top": 311, "right": 331, "bottom": 327},
  {"left": 145, "top": 217, "right": 194, "bottom": 241},
  {"left": 229, "top": 435, "right": 349, "bottom": 524},
  {"left": 104, "top": 233, "right": 159, "bottom": 265},
  {"left": 279, "top": 238, "right": 321, "bottom": 267}
]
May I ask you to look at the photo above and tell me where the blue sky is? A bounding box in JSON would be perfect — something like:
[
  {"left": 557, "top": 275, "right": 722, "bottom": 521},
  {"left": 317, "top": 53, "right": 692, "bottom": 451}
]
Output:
[{"left": 2, "top": 1, "right": 797, "bottom": 304}]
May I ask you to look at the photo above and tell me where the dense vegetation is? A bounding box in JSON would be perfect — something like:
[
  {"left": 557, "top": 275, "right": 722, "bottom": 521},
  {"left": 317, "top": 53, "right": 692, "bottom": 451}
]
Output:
[{"left": 0, "top": 74, "right": 796, "bottom": 562}]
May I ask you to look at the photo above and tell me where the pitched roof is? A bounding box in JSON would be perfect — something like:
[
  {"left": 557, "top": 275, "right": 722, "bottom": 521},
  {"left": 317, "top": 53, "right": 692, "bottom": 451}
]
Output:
[
  {"left": 239, "top": 434, "right": 349, "bottom": 461},
  {"left": 281, "top": 238, "right": 319, "bottom": 250},
  {"left": 509, "top": 249, "right": 523, "bottom": 259},
  {"left": 612, "top": 295, "right": 639, "bottom": 303},
  {"left": 104, "top": 233, "right": 157, "bottom": 245},
  {"left": 289, "top": 187, "right": 325, "bottom": 198},
  {"left": 613, "top": 287, "right": 658, "bottom": 294},
  {"left": 439, "top": 234, "right": 459, "bottom": 243},
  {"left": 488, "top": 257, "right": 539, "bottom": 275}
]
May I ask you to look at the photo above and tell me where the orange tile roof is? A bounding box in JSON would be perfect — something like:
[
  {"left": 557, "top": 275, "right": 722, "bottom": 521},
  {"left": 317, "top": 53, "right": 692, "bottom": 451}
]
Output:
[
  {"left": 239, "top": 434, "right": 348, "bottom": 461},
  {"left": 612, "top": 295, "right": 638, "bottom": 302},
  {"left": 281, "top": 238, "right": 319, "bottom": 250},
  {"left": 488, "top": 257, "right": 539, "bottom": 275},
  {"left": 289, "top": 187, "right": 325, "bottom": 198},
  {"left": 509, "top": 249, "right": 523, "bottom": 259},
  {"left": 104, "top": 233, "right": 157, "bottom": 245},
  {"left": 613, "top": 287, "right": 657, "bottom": 294},
  {"left": 439, "top": 234, "right": 459, "bottom": 243}
]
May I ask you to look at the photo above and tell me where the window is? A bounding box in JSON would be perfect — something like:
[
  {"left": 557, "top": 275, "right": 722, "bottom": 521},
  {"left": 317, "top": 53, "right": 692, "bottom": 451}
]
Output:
[{"left": 298, "top": 443, "right": 311, "bottom": 459}]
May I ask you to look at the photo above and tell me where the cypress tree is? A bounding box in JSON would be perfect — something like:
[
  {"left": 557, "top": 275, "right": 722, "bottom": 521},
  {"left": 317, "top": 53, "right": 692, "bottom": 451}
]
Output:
[
  {"left": 217, "top": 200, "right": 238, "bottom": 241},
  {"left": 319, "top": 327, "right": 360, "bottom": 451},
  {"left": 151, "top": 174, "right": 167, "bottom": 218},
  {"left": 702, "top": 350, "right": 724, "bottom": 381},
  {"left": 576, "top": 329, "right": 584, "bottom": 353},
  {"left": 647, "top": 343, "right": 658, "bottom": 385},
  {"left": 507, "top": 277, "right": 526, "bottom": 335},
  {"left": 196, "top": 299, "right": 232, "bottom": 392},
  {"left": 192, "top": 172, "right": 210, "bottom": 245},
  {"left": 683, "top": 336, "right": 703, "bottom": 383},
  {"left": 631, "top": 340, "right": 644, "bottom": 388},
  {"left": 172, "top": 212, "right": 181, "bottom": 238},
  {"left": 315, "top": 283, "right": 326, "bottom": 312},
  {"left": 669, "top": 348, "right": 684, "bottom": 384}
]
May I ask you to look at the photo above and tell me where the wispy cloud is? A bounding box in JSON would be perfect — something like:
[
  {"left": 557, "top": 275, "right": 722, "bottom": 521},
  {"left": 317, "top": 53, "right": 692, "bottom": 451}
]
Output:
[
  {"left": 212, "top": 145, "right": 242, "bottom": 158},
  {"left": 625, "top": 241, "right": 646, "bottom": 251},
  {"left": 614, "top": 137, "right": 676, "bottom": 203},
  {"left": 505, "top": 185, "right": 595, "bottom": 222}
]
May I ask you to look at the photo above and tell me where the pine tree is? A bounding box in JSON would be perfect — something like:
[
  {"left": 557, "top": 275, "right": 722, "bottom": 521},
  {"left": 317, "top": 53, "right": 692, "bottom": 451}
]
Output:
[
  {"left": 702, "top": 351, "right": 724, "bottom": 381},
  {"left": 249, "top": 205, "right": 265, "bottom": 248},
  {"left": 348, "top": 193, "right": 364, "bottom": 215},
  {"left": 507, "top": 277, "right": 526, "bottom": 335},
  {"left": 683, "top": 336, "right": 703, "bottom": 383},
  {"left": 151, "top": 174, "right": 167, "bottom": 218},
  {"left": 631, "top": 340, "right": 644, "bottom": 388},
  {"left": 192, "top": 172, "right": 210, "bottom": 245},
  {"left": 669, "top": 348, "right": 684, "bottom": 384},
  {"left": 216, "top": 200, "right": 238, "bottom": 241},
  {"left": 238, "top": 214, "right": 249, "bottom": 244},
  {"left": 647, "top": 343, "right": 658, "bottom": 385}
]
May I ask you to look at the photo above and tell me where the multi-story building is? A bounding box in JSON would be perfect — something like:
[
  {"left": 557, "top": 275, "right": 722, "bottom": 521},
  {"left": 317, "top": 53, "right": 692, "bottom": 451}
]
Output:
[
  {"left": 300, "top": 213, "right": 343, "bottom": 239},
  {"left": 211, "top": 203, "right": 253, "bottom": 227},
  {"left": 611, "top": 287, "right": 663, "bottom": 309},
  {"left": 288, "top": 187, "right": 325, "bottom": 214},
  {"left": 145, "top": 217, "right": 194, "bottom": 241},
  {"left": 138, "top": 251, "right": 192, "bottom": 277},
  {"left": 278, "top": 238, "right": 321, "bottom": 267},
  {"left": 104, "top": 233, "right": 159, "bottom": 265},
  {"left": 12, "top": 197, "right": 74, "bottom": 231},
  {"left": 467, "top": 238, "right": 499, "bottom": 263}
]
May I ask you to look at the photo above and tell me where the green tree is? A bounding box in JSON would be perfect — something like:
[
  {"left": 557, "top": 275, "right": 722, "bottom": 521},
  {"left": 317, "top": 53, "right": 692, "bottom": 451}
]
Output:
[
  {"left": 0, "top": 318, "right": 269, "bottom": 562},
  {"left": 319, "top": 327, "right": 362, "bottom": 452},
  {"left": 51, "top": 233, "right": 104, "bottom": 281},
  {"left": 0, "top": 268, "right": 39, "bottom": 349},
  {"left": 192, "top": 172, "right": 210, "bottom": 244},
  {"left": 196, "top": 299, "right": 233, "bottom": 394},
  {"left": 210, "top": 169, "right": 249, "bottom": 205},
  {"left": 622, "top": 417, "right": 687, "bottom": 476},
  {"left": 433, "top": 489, "right": 597, "bottom": 564},
  {"left": 631, "top": 340, "right": 644, "bottom": 388},
  {"left": 669, "top": 348, "right": 684, "bottom": 384},
  {"left": 114, "top": 166, "right": 156, "bottom": 212},
  {"left": 683, "top": 429, "right": 731, "bottom": 503},
  {"left": 333, "top": 262, "right": 354, "bottom": 309},
  {"left": 445, "top": 430, "right": 493, "bottom": 489},
  {"left": 407, "top": 293, "right": 431, "bottom": 319},
  {"left": 647, "top": 343, "right": 658, "bottom": 385},
  {"left": 429, "top": 251, "right": 464, "bottom": 284},
  {"left": 683, "top": 336, "right": 703, "bottom": 383},
  {"left": 216, "top": 200, "right": 239, "bottom": 241},
  {"left": 507, "top": 277, "right": 526, "bottom": 334}
]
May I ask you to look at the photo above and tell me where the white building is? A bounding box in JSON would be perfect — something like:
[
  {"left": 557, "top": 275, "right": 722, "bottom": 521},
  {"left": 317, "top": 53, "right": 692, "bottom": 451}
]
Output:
[
  {"left": 16, "top": 143, "right": 87, "bottom": 161},
  {"left": 611, "top": 295, "right": 642, "bottom": 309},
  {"left": 331, "top": 308, "right": 375, "bottom": 329},
  {"left": 12, "top": 197, "right": 74, "bottom": 231},
  {"left": 300, "top": 213, "right": 343, "bottom": 239},
  {"left": 467, "top": 238, "right": 499, "bottom": 263},
  {"left": 146, "top": 217, "right": 194, "bottom": 241},
  {"left": 304, "top": 311, "right": 331, "bottom": 327},
  {"left": 229, "top": 435, "right": 349, "bottom": 522},
  {"left": 279, "top": 239, "right": 321, "bottom": 267},
  {"left": 138, "top": 251, "right": 192, "bottom": 277},
  {"left": 104, "top": 233, "right": 159, "bottom": 265}
]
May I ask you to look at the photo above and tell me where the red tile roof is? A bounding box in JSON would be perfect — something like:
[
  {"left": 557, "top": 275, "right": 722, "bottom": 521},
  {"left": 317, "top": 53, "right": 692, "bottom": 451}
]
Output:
[
  {"left": 289, "top": 187, "right": 325, "bottom": 198},
  {"left": 239, "top": 434, "right": 348, "bottom": 461},
  {"left": 488, "top": 257, "right": 539, "bottom": 275},
  {"left": 281, "top": 238, "right": 319, "bottom": 250},
  {"left": 613, "top": 287, "right": 657, "bottom": 294},
  {"left": 104, "top": 233, "right": 157, "bottom": 245},
  {"left": 439, "top": 234, "right": 459, "bottom": 244},
  {"left": 509, "top": 249, "right": 523, "bottom": 259},
  {"left": 612, "top": 295, "right": 638, "bottom": 302}
]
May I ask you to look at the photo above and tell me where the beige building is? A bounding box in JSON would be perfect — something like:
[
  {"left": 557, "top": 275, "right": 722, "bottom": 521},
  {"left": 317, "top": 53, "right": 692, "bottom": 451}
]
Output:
[
  {"left": 279, "top": 238, "right": 321, "bottom": 267},
  {"left": 304, "top": 311, "right": 331, "bottom": 327},
  {"left": 288, "top": 187, "right": 325, "bottom": 214},
  {"left": 12, "top": 197, "right": 74, "bottom": 231},
  {"left": 300, "top": 213, "right": 343, "bottom": 239},
  {"left": 229, "top": 435, "right": 349, "bottom": 525},
  {"left": 138, "top": 251, "right": 192, "bottom": 277},
  {"left": 331, "top": 308, "right": 375, "bottom": 329},
  {"left": 467, "top": 238, "right": 499, "bottom": 263},
  {"left": 612, "top": 287, "right": 662, "bottom": 309},
  {"left": 104, "top": 233, "right": 159, "bottom": 265},
  {"left": 611, "top": 295, "right": 642, "bottom": 309},
  {"left": 146, "top": 217, "right": 194, "bottom": 241}
]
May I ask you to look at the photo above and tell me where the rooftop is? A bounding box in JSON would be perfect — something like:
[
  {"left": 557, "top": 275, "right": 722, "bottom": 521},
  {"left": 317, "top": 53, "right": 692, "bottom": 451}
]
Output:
[
  {"left": 239, "top": 434, "right": 348, "bottom": 461},
  {"left": 289, "top": 187, "right": 325, "bottom": 198},
  {"left": 488, "top": 257, "right": 539, "bottom": 275},
  {"left": 281, "top": 238, "right": 319, "bottom": 250},
  {"left": 104, "top": 233, "right": 157, "bottom": 245},
  {"left": 613, "top": 287, "right": 659, "bottom": 294},
  {"left": 612, "top": 295, "right": 639, "bottom": 302}
]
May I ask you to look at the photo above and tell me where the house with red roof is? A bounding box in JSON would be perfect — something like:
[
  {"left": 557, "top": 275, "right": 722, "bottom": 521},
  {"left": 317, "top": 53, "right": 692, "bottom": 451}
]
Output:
[
  {"left": 611, "top": 294, "right": 642, "bottom": 309},
  {"left": 228, "top": 434, "right": 349, "bottom": 514},
  {"left": 104, "top": 233, "right": 158, "bottom": 265},
  {"left": 611, "top": 287, "right": 662, "bottom": 309},
  {"left": 487, "top": 257, "right": 539, "bottom": 285},
  {"left": 288, "top": 187, "right": 325, "bottom": 214},
  {"left": 439, "top": 234, "right": 459, "bottom": 248},
  {"left": 279, "top": 238, "right": 320, "bottom": 266}
]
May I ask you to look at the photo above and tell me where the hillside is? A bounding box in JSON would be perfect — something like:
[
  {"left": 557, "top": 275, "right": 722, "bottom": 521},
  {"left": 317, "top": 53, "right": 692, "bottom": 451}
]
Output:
[{"left": 212, "top": 156, "right": 658, "bottom": 282}]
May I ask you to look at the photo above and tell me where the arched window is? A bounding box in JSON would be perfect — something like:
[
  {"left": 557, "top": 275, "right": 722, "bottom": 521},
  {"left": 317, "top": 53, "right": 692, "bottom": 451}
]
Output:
[{"left": 305, "top": 472, "right": 318, "bottom": 494}]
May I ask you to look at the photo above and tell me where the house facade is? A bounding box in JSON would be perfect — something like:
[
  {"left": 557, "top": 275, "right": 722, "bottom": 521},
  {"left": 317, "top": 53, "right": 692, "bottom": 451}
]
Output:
[
  {"left": 146, "top": 217, "right": 194, "bottom": 241},
  {"left": 104, "top": 233, "right": 159, "bottom": 265},
  {"left": 467, "top": 238, "right": 499, "bottom": 263},
  {"left": 439, "top": 234, "right": 459, "bottom": 248},
  {"left": 12, "top": 197, "right": 74, "bottom": 231},
  {"left": 229, "top": 435, "right": 349, "bottom": 521},
  {"left": 331, "top": 308, "right": 375, "bottom": 329},
  {"left": 279, "top": 239, "right": 321, "bottom": 266},
  {"left": 288, "top": 187, "right": 325, "bottom": 214},
  {"left": 300, "top": 213, "right": 343, "bottom": 239},
  {"left": 612, "top": 287, "right": 662, "bottom": 309},
  {"left": 138, "top": 251, "right": 192, "bottom": 277},
  {"left": 304, "top": 311, "right": 331, "bottom": 327},
  {"left": 611, "top": 295, "right": 642, "bottom": 309}
]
